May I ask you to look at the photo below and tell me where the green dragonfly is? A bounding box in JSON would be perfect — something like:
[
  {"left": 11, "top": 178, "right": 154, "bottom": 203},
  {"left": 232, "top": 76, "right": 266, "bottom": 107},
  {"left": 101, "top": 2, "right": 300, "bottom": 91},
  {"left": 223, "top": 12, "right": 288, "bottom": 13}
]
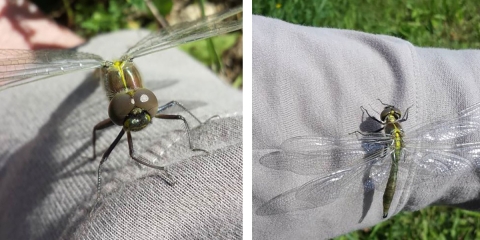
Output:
[
  {"left": 0, "top": 7, "right": 242, "bottom": 201},
  {"left": 257, "top": 101, "right": 480, "bottom": 218}
]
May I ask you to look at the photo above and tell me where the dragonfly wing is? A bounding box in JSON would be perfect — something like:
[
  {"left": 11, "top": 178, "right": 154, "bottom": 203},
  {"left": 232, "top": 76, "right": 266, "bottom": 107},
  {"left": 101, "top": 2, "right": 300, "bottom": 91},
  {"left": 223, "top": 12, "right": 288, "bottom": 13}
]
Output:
[
  {"left": 410, "top": 148, "right": 476, "bottom": 185},
  {"left": 259, "top": 135, "right": 391, "bottom": 175},
  {"left": 0, "top": 49, "right": 104, "bottom": 90},
  {"left": 408, "top": 102, "right": 480, "bottom": 142},
  {"left": 405, "top": 104, "right": 480, "bottom": 179},
  {"left": 256, "top": 153, "right": 392, "bottom": 215},
  {"left": 124, "top": 6, "right": 243, "bottom": 59},
  {"left": 280, "top": 134, "right": 389, "bottom": 154},
  {"left": 460, "top": 142, "right": 480, "bottom": 168}
]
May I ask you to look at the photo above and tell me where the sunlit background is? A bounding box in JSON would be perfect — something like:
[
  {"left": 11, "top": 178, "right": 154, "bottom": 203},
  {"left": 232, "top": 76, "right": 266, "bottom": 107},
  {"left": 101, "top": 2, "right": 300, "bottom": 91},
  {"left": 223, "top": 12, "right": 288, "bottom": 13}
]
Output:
[
  {"left": 30, "top": 0, "right": 243, "bottom": 88},
  {"left": 253, "top": 0, "right": 480, "bottom": 239}
]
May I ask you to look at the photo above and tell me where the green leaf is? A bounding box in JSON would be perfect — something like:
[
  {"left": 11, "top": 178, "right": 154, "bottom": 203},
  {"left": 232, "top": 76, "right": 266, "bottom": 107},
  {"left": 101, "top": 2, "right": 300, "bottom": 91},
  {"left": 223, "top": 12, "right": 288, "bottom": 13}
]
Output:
[{"left": 151, "top": 0, "right": 172, "bottom": 16}]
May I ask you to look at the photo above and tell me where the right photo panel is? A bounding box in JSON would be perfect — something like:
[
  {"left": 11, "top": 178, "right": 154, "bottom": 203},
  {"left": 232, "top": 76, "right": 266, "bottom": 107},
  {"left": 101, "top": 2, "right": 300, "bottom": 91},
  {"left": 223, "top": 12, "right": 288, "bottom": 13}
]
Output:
[{"left": 253, "top": 2, "right": 480, "bottom": 239}]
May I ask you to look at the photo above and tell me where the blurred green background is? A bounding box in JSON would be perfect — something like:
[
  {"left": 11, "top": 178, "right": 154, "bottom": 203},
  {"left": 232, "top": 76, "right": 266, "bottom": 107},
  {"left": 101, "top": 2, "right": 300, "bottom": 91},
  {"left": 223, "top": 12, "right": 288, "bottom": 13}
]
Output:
[
  {"left": 254, "top": 0, "right": 480, "bottom": 49},
  {"left": 32, "top": 0, "right": 243, "bottom": 87},
  {"left": 253, "top": 0, "right": 480, "bottom": 239}
]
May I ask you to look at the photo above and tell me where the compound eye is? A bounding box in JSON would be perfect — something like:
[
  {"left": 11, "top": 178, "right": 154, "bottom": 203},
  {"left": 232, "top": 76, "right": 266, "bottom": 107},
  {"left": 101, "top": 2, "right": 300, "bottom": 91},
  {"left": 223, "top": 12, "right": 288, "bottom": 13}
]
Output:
[
  {"left": 108, "top": 92, "right": 135, "bottom": 126},
  {"left": 133, "top": 89, "right": 158, "bottom": 117},
  {"left": 392, "top": 107, "right": 402, "bottom": 118},
  {"left": 380, "top": 108, "right": 390, "bottom": 121}
]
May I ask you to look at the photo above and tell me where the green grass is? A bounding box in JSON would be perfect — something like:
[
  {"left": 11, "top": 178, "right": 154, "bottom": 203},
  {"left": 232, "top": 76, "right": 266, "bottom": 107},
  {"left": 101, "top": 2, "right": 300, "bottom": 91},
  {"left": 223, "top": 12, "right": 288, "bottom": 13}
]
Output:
[
  {"left": 35, "top": 0, "right": 173, "bottom": 38},
  {"left": 336, "top": 207, "right": 480, "bottom": 239},
  {"left": 254, "top": 0, "right": 480, "bottom": 238},
  {"left": 253, "top": 0, "right": 480, "bottom": 49}
]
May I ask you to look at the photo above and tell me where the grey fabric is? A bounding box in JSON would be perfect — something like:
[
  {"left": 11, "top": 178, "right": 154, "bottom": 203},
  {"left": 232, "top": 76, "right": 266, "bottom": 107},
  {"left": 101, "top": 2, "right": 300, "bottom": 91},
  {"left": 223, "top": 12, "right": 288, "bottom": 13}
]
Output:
[
  {"left": 0, "top": 30, "right": 242, "bottom": 239},
  {"left": 253, "top": 15, "right": 480, "bottom": 239}
]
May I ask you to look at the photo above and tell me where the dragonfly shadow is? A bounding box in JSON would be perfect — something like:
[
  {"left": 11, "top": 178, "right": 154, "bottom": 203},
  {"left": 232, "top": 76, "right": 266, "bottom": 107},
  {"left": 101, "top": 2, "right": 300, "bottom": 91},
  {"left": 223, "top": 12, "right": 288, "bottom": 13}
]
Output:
[
  {"left": 358, "top": 113, "right": 383, "bottom": 133},
  {"left": 0, "top": 73, "right": 101, "bottom": 239},
  {"left": 357, "top": 150, "right": 381, "bottom": 223},
  {"left": 354, "top": 107, "right": 396, "bottom": 221},
  {"left": 355, "top": 116, "right": 390, "bottom": 222}
]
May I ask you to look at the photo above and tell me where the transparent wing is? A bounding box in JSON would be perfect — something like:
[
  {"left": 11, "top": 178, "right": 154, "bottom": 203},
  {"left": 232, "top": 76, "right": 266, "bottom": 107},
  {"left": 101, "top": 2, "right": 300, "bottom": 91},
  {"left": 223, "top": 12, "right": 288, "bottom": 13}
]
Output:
[
  {"left": 0, "top": 49, "right": 104, "bottom": 90},
  {"left": 257, "top": 144, "right": 478, "bottom": 216},
  {"left": 259, "top": 134, "right": 392, "bottom": 175},
  {"left": 407, "top": 144, "right": 479, "bottom": 185},
  {"left": 402, "top": 103, "right": 480, "bottom": 176},
  {"left": 407, "top": 102, "right": 480, "bottom": 143},
  {"left": 257, "top": 151, "right": 392, "bottom": 215},
  {"left": 124, "top": 6, "right": 243, "bottom": 59},
  {"left": 258, "top": 104, "right": 480, "bottom": 216}
]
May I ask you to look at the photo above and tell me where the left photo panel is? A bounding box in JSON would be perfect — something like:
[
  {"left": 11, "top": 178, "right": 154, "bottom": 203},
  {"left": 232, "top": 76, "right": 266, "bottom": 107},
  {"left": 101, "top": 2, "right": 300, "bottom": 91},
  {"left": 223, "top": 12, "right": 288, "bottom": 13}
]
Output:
[{"left": 0, "top": 1, "right": 243, "bottom": 239}]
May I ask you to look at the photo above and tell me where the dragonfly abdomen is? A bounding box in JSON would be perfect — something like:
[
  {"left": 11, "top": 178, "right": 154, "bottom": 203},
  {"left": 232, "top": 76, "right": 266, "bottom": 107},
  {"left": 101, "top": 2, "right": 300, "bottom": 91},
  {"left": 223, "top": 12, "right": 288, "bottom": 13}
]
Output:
[
  {"left": 383, "top": 143, "right": 400, "bottom": 218},
  {"left": 382, "top": 121, "right": 404, "bottom": 218}
]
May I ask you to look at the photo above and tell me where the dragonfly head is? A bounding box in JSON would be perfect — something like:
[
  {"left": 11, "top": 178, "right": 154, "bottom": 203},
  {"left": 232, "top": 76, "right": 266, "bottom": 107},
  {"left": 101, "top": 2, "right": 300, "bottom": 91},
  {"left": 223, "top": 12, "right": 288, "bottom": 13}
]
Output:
[
  {"left": 108, "top": 88, "right": 159, "bottom": 131},
  {"left": 380, "top": 105, "right": 402, "bottom": 121},
  {"left": 124, "top": 108, "right": 152, "bottom": 131}
]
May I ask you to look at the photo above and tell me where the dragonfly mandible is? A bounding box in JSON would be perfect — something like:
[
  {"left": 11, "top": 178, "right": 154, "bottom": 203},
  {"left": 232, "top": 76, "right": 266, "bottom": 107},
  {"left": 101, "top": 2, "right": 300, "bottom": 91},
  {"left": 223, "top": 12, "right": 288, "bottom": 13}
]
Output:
[
  {"left": 257, "top": 101, "right": 480, "bottom": 218},
  {"left": 0, "top": 6, "right": 242, "bottom": 198}
]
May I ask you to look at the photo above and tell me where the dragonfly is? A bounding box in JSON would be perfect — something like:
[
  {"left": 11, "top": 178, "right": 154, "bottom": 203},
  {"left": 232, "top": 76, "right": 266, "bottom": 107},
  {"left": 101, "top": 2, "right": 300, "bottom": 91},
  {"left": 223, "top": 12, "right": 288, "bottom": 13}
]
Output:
[
  {"left": 257, "top": 100, "right": 480, "bottom": 218},
  {"left": 0, "top": 7, "right": 242, "bottom": 198}
]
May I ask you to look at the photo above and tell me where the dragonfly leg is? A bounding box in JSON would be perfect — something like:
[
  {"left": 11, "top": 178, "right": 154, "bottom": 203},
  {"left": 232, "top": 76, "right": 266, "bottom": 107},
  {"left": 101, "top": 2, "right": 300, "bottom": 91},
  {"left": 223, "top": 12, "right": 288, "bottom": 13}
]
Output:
[
  {"left": 154, "top": 113, "right": 208, "bottom": 153},
  {"left": 349, "top": 130, "right": 365, "bottom": 136},
  {"left": 91, "top": 129, "right": 125, "bottom": 215},
  {"left": 377, "top": 98, "right": 392, "bottom": 106},
  {"left": 399, "top": 105, "right": 413, "bottom": 122},
  {"left": 126, "top": 131, "right": 175, "bottom": 186},
  {"left": 157, "top": 100, "right": 203, "bottom": 125},
  {"left": 204, "top": 114, "right": 221, "bottom": 123},
  {"left": 360, "top": 106, "right": 383, "bottom": 124},
  {"left": 92, "top": 118, "right": 115, "bottom": 160}
]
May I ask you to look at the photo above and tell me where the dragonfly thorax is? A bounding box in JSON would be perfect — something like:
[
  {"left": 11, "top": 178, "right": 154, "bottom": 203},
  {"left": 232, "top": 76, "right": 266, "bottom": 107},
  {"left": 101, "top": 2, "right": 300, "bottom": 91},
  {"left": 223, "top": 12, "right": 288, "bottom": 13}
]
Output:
[
  {"left": 108, "top": 88, "right": 158, "bottom": 130},
  {"left": 384, "top": 122, "right": 404, "bottom": 136},
  {"left": 100, "top": 60, "right": 144, "bottom": 100}
]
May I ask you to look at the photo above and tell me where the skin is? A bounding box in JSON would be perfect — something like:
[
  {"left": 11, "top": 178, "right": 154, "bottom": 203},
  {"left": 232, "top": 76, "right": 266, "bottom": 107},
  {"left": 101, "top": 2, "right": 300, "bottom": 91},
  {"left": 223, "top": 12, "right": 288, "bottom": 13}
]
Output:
[{"left": 0, "top": 0, "right": 83, "bottom": 49}]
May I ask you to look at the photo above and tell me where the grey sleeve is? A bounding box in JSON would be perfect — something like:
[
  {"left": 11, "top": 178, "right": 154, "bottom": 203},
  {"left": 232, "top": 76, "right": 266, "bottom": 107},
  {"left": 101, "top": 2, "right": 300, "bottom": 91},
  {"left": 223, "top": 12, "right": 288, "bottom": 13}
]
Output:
[
  {"left": 253, "top": 15, "right": 480, "bottom": 239},
  {"left": 0, "top": 30, "right": 242, "bottom": 240}
]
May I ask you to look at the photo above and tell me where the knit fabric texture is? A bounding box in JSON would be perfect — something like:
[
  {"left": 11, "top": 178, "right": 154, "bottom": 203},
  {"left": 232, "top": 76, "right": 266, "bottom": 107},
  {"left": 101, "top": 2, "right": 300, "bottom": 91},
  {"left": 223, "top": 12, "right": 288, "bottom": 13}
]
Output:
[
  {"left": 253, "top": 15, "right": 480, "bottom": 239},
  {"left": 0, "top": 30, "right": 242, "bottom": 240}
]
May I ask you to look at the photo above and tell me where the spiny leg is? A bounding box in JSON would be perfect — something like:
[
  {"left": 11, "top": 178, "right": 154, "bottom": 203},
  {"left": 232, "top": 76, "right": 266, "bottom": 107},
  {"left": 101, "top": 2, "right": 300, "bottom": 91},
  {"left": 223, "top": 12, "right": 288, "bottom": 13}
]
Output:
[
  {"left": 375, "top": 99, "right": 413, "bottom": 123},
  {"left": 377, "top": 98, "right": 393, "bottom": 107},
  {"left": 349, "top": 130, "right": 384, "bottom": 137},
  {"left": 399, "top": 105, "right": 413, "bottom": 122},
  {"left": 92, "top": 119, "right": 115, "bottom": 160},
  {"left": 126, "top": 131, "right": 175, "bottom": 185},
  {"left": 355, "top": 104, "right": 388, "bottom": 134},
  {"left": 204, "top": 114, "right": 221, "bottom": 123},
  {"left": 349, "top": 130, "right": 365, "bottom": 136},
  {"left": 360, "top": 106, "right": 383, "bottom": 124},
  {"left": 360, "top": 106, "right": 385, "bottom": 132},
  {"left": 157, "top": 101, "right": 215, "bottom": 148},
  {"left": 155, "top": 113, "right": 207, "bottom": 152},
  {"left": 91, "top": 129, "right": 125, "bottom": 214},
  {"left": 157, "top": 101, "right": 203, "bottom": 125}
]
